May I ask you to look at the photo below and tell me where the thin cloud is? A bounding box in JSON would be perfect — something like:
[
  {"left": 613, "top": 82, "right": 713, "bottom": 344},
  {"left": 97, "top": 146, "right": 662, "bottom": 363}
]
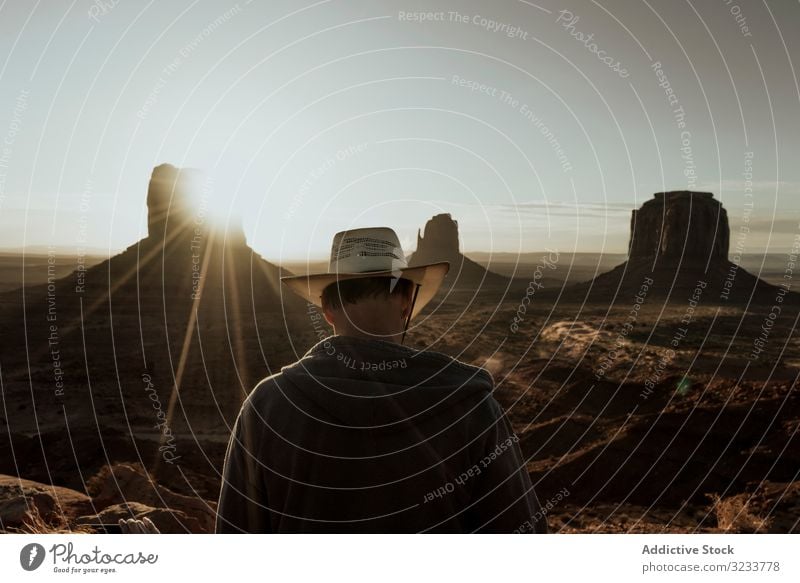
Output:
[{"left": 730, "top": 217, "right": 800, "bottom": 235}]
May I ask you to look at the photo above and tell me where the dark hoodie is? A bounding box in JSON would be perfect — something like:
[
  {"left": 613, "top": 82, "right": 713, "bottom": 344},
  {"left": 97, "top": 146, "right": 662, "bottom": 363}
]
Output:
[{"left": 216, "top": 335, "right": 547, "bottom": 533}]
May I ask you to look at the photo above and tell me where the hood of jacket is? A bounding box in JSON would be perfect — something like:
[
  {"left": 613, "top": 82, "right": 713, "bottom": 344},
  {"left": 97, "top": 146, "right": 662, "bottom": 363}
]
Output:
[{"left": 278, "top": 335, "right": 493, "bottom": 432}]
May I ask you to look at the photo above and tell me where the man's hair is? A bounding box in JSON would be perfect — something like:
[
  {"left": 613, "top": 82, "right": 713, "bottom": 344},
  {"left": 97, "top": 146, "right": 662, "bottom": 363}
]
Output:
[{"left": 321, "top": 277, "right": 414, "bottom": 311}]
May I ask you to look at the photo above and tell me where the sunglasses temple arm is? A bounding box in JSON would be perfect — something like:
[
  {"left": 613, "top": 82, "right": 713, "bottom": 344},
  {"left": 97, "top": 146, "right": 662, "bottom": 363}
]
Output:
[{"left": 401, "top": 283, "right": 421, "bottom": 345}]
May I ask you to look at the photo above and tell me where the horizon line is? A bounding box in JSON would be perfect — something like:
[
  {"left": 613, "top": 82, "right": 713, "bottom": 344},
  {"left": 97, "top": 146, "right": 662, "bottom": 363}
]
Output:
[{"left": 2, "top": 245, "right": 797, "bottom": 261}]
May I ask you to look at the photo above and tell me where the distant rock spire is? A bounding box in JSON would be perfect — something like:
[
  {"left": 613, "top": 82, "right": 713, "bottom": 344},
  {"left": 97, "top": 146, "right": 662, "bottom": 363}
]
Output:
[
  {"left": 409, "top": 213, "right": 507, "bottom": 290},
  {"left": 145, "top": 163, "right": 245, "bottom": 245},
  {"left": 146, "top": 164, "right": 199, "bottom": 241}
]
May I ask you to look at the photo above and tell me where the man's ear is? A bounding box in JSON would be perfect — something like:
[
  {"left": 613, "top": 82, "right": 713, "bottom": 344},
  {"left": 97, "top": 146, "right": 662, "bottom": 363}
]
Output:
[
  {"left": 321, "top": 301, "right": 336, "bottom": 326},
  {"left": 400, "top": 284, "right": 416, "bottom": 320}
]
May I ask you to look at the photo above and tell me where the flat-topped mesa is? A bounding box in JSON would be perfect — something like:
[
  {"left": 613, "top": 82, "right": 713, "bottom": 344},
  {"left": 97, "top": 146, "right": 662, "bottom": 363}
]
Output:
[
  {"left": 564, "top": 190, "right": 797, "bottom": 304},
  {"left": 628, "top": 191, "right": 729, "bottom": 265}
]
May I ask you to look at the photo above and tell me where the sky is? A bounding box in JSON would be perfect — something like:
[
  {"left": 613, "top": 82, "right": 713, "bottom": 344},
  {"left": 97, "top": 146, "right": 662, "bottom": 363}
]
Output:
[{"left": 0, "top": 0, "right": 799, "bottom": 262}]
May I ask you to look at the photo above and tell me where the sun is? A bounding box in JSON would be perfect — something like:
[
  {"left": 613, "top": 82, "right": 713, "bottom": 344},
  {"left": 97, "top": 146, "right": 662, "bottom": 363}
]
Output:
[{"left": 184, "top": 167, "right": 242, "bottom": 234}]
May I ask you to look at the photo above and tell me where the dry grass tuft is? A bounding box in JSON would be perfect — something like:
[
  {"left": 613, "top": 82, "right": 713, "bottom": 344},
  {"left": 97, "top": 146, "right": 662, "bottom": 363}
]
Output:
[
  {"left": 7, "top": 504, "right": 93, "bottom": 534},
  {"left": 709, "top": 493, "right": 769, "bottom": 533}
]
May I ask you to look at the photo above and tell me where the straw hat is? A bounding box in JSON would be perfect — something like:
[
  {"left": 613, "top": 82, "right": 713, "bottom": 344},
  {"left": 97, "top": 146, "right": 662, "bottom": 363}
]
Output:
[{"left": 281, "top": 227, "right": 449, "bottom": 320}]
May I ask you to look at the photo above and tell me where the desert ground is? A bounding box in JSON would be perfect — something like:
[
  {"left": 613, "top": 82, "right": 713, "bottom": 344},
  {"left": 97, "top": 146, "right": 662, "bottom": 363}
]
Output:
[
  {"left": 1, "top": 260, "right": 797, "bottom": 533},
  {"left": 1, "top": 183, "right": 797, "bottom": 533}
]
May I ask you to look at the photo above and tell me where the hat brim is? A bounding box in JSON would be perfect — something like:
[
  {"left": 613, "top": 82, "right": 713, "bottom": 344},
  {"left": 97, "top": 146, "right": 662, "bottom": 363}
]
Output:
[{"left": 280, "top": 262, "right": 449, "bottom": 320}]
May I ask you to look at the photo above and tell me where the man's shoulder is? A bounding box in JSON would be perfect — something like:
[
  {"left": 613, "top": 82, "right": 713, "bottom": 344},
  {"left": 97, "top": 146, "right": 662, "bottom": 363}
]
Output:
[
  {"left": 291, "top": 335, "right": 495, "bottom": 389},
  {"left": 243, "top": 341, "right": 496, "bottom": 412},
  {"left": 412, "top": 348, "right": 495, "bottom": 388},
  {"left": 242, "top": 371, "right": 292, "bottom": 411}
]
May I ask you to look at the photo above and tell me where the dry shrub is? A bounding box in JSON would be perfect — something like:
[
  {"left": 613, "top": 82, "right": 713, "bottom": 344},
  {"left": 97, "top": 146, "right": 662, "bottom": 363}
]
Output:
[
  {"left": 8, "top": 504, "right": 92, "bottom": 534},
  {"left": 708, "top": 493, "right": 769, "bottom": 533},
  {"left": 85, "top": 464, "right": 113, "bottom": 498},
  {"left": 86, "top": 462, "right": 147, "bottom": 497}
]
